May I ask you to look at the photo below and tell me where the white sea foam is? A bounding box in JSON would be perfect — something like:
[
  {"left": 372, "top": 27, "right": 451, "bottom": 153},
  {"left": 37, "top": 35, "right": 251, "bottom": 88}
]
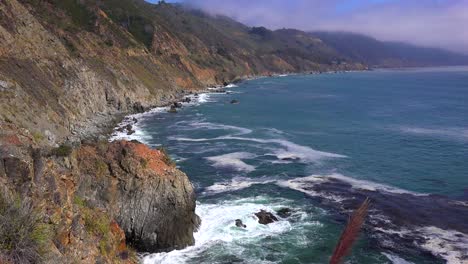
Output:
[
  {"left": 324, "top": 173, "right": 425, "bottom": 195},
  {"left": 173, "top": 121, "right": 252, "bottom": 135},
  {"left": 143, "top": 197, "right": 299, "bottom": 264},
  {"left": 218, "top": 136, "right": 347, "bottom": 163},
  {"left": 416, "top": 226, "right": 468, "bottom": 264},
  {"left": 276, "top": 175, "right": 347, "bottom": 203},
  {"left": 203, "top": 177, "right": 277, "bottom": 195},
  {"left": 276, "top": 173, "right": 425, "bottom": 197},
  {"left": 171, "top": 135, "right": 346, "bottom": 163},
  {"left": 197, "top": 93, "right": 211, "bottom": 103},
  {"left": 382, "top": 252, "right": 415, "bottom": 264},
  {"left": 206, "top": 152, "right": 256, "bottom": 172},
  {"left": 225, "top": 83, "right": 238, "bottom": 88},
  {"left": 398, "top": 126, "right": 468, "bottom": 142}
]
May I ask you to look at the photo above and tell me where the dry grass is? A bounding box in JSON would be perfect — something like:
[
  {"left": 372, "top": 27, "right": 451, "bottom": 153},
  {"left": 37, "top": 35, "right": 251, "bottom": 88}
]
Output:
[
  {"left": 0, "top": 195, "right": 51, "bottom": 264},
  {"left": 330, "top": 198, "right": 370, "bottom": 264}
]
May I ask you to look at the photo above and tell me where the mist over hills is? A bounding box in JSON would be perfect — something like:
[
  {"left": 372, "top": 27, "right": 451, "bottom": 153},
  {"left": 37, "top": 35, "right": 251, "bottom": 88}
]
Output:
[{"left": 310, "top": 31, "right": 468, "bottom": 67}]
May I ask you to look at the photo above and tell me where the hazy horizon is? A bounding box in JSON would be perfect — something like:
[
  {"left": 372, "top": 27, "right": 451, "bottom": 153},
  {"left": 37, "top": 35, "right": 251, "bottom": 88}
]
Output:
[{"left": 149, "top": 0, "right": 468, "bottom": 55}]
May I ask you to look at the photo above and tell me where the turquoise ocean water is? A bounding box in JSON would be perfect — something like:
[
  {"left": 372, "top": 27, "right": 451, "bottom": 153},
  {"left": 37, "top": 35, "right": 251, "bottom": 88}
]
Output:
[{"left": 112, "top": 67, "right": 468, "bottom": 264}]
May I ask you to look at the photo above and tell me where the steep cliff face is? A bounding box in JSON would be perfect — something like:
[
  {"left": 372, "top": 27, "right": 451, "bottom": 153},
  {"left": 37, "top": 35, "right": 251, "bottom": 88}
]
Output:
[
  {"left": 0, "top": 0, "right": 184, "bottom": 144},
  {"left": 0, "top": 123, "right": 199, "bottom": 262}
]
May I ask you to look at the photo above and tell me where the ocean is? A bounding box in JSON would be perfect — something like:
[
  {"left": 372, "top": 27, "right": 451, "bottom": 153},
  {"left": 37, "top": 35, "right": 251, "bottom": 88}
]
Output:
[{"left": 111, "top": 67, "right": 468, "bottom": 264}]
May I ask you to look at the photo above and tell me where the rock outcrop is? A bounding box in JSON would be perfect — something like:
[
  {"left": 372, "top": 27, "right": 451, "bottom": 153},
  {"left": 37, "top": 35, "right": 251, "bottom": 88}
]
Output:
[
  {"left": 76, "top": 140, "right": 200, "bottom": 252},
  {"left": 255, "top": 210, "right": 278, "bottom": 225}
]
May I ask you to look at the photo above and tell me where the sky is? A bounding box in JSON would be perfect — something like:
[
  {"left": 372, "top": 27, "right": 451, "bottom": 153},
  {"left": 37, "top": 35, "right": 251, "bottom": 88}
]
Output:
[{"left": 148, "top": 0, "right": 468, "bottom": 54}]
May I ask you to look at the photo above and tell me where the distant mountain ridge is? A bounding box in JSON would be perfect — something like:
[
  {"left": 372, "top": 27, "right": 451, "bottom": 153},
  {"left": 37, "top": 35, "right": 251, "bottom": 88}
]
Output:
[{"left": 310, "top": 31, "right": 468, "bottom": 67}]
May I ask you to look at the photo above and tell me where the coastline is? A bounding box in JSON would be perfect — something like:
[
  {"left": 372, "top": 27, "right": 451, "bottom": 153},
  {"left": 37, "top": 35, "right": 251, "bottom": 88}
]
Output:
[{"left": 106, "top": 68, "right": 371, "bottom": 144}]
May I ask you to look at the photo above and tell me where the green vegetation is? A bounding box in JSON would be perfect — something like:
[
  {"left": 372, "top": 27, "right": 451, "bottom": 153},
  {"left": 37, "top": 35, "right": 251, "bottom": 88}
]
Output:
[
  {"left": 32, "top": 131, "right": 44, "bottom": 142},
  {"left": 51, "top": 144, "right": 73, "bottom": 157},
  {"left": 95, "top": 160, "right": 108, "bottom": 177},
  {"left": 3, "top": 116, "right": 12, "bottom": 123},
  {"left": 73, "top": 195, "right": 87, "bottom": 208},
  {"left": 0, "top": 194, "right": 52, "bottom": 263},
  {"left": 82, "top": 207, "right": 111, "bottom": 256},
  {"left": 140, "top": 158, "right": 149, "bottom": 169},
  {"left": 51, "top": 0, "right": 97, "bottom": 32},
  {"left": 97, "top": 0, "right": 155, "bottom": 48}
]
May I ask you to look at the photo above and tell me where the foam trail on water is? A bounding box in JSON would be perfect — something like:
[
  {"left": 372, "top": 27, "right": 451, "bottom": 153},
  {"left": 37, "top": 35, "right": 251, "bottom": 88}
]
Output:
[
  {"left": 171, "top": 121, "right": 252, "bottom": 135},
  {"left": 202, "top": 176, "right": 278, "bottom": 195},
  {"left": 398, "top": 126, "right": 468, "bottom": 142},
  {"left": 382, "top": 253, "right": 414, "bottom": 264},
  {"left": 171, "top": 135, "right": 346, "bottom": 163},
  {"left": 276, "top": 173, "right": 425, "bottom": 196},
  {"left": 206, "top": 152, "right": 256, "bottom": 172}
]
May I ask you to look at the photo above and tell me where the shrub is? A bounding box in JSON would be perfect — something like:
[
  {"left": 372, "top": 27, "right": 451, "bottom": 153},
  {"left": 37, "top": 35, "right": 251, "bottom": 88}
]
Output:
[
  {"left": 82, "top": 208, "right": 111, "bottom": 256},
  {"left": 51, "top": 144, "right": 73, "bottom": 157},
  {"left": 157, "top": 146, "right": 176, "bottom": 167},
  {"left": 32, "top": 131, "right": 44, "bottom": 143},
  {"left": 95, "top": 160, "right": 108, "bottom": 177},
  {"left": 73, "top": 195, "right": 86, "bottom": 208},
  {"left": 0, "top": 194, "right": 51, "bottom": 263}
]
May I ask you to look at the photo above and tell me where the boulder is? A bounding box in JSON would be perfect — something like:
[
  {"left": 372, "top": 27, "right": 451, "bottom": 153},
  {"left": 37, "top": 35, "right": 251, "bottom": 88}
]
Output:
[
  {"left": 255, "top": 210, "right": 278, "bottom": 225},
  {"left": 235, "top": 219, "right": 246, "bottom": 228},
  {"left": 173, "top": 102, "right": 183, "bottom": 108}
]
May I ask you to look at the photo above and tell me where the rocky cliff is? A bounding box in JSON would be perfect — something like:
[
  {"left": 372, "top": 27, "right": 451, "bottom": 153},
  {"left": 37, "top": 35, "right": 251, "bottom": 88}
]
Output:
[
  {"left": 0, "top": 123, "right": 199, "bottom": 263},
  {"left": 0, "top": 0, "right": 367, "bottom": 146}
]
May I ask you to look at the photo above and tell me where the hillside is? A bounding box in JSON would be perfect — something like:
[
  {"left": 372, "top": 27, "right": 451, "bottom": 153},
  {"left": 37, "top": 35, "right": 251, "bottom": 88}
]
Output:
[
  {"left": 310, "top": 31, "right": 468, "bottom": 67},
  {"left": 0, "top": 0, "right": 367, "bottom": 144}
]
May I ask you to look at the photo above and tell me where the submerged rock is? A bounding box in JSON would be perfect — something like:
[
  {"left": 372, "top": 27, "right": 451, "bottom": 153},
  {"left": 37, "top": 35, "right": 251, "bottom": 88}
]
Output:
[
  {"left": 280, "top": 156, "right": 300, "bottom": 161},
  {"left": 235, "top": 219, "right": 246, "bottom": 228},
  {"left": 276, "top": 208, "right": 293, "bottom": 218},
  {"left": 255, "top": 210, "right": 278, "bottom": 225},
  {"left": 230, "top": 99, "right": 239, "bottom": 104},
  {"left": 168, "top": 105, "right": 177, "bottom": 113}
]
